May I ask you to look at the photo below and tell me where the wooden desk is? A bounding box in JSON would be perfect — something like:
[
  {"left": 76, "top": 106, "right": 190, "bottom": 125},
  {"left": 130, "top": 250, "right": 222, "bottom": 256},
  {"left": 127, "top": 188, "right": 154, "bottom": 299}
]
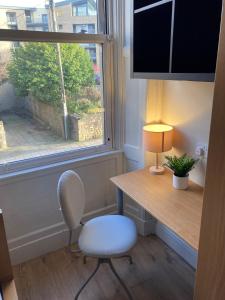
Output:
[{"left": 111, "top": 168, "right": 203, "bottom": 251}]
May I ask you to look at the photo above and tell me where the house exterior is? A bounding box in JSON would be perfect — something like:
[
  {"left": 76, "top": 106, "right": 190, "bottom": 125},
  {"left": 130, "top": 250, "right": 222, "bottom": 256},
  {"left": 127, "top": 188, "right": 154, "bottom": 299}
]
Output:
[
  {"left": 52, "top": 0, "right": 99, "bottom": 64},
  {"left": 24, "top": 7, "right": 49, "bottom": 32},
  {"left": 0, "top": 1, "right": 99, "bottom": 82},
  {"left": 0, "top": 6, "right": 49, "bottom": 82},
  {"left": 0, "top": 6, "right": 49, "bottom": 31}
]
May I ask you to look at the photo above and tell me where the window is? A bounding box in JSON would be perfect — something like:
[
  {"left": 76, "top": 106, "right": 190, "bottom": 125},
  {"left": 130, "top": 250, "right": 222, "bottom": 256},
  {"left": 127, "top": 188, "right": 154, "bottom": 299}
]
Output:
[
  {"left": 25, "top": 10, "right": 32, "bottom": 24},
  {"left": 73, "top": 25, "right": 97, "bottom": 63},
  {"left": 73, "top": 24, "right": 95, "bottom": 34},
  {"left": 88, "top": 1, "right": 97, "bottom": 15},
  {"left": 8, "top": 25, "right": 18, "bottom": 30},
  {"left": 1, "top": 1, "right": 102, "bottom": 34},
  {"left": 0, "top": 0, "right": 113, "bottom": 173},
  {"left": 6, "top": 12, "right": 17, "bottom": 24},
  {"left": 12, "top": 41, "right": 20, "bottom": 49},
  {"left": 72, "top": 0, "right": 97, "bottom": 17},
  {"left": 73, "top": 3, "right": 87, "bottom": 16},
  {"left": 56, "top": 11, "right": 63, "bottom": 17},
  {"left": 42, "top": 14, "right": 48, "bottom": 24},
  {"left": 87, "top": 46, "right": 97, "bottom": 63}
]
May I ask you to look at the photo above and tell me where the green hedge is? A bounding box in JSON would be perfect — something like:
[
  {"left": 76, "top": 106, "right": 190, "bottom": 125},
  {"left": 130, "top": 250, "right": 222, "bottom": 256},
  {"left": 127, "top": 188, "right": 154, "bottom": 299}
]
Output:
[{"left": 7, "top": 42, "right": 100, "bottom": 114}]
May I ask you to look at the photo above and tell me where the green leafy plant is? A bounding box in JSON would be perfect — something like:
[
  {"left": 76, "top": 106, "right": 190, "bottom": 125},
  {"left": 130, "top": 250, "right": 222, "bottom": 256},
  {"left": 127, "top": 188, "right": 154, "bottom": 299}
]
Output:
[
  {"left": 67, "top": 98, "right": 102, "bottom": 115},
  {"left": 7, "top": 42, "right": 95, "bottom": 109},
  {"left": 164, "top": 154, "right": 198, "bottom": 177}
]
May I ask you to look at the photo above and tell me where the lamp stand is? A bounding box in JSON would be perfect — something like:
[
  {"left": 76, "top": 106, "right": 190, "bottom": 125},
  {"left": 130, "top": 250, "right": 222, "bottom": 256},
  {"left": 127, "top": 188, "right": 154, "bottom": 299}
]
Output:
[{"left": 149, "top": 153, "right": 165, "bottom": 175}]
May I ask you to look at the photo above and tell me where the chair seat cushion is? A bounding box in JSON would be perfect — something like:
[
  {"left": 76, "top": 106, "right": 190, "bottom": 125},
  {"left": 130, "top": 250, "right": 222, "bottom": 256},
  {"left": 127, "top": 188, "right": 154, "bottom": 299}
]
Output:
[{"left": 78, "top": 215, "right": 137, "bottom": 257}]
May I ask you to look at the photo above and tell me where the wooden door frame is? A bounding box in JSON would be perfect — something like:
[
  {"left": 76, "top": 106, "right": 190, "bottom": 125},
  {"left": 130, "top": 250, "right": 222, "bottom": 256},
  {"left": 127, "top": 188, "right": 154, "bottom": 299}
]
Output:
[{"left": 194, "top": 0, "right": 225, "bottom": 299}]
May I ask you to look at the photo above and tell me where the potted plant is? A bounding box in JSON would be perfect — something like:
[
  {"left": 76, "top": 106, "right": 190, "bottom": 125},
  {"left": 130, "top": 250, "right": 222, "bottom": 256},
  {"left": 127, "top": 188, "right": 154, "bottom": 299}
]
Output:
[{"left": 164, "top": 154, "right": 199, "bottom": 190}]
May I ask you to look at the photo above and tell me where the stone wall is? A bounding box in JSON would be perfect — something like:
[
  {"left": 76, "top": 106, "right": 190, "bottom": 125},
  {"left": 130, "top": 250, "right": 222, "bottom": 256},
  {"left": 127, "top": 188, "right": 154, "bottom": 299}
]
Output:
[
  {"left": 0, "top": 121, "right": 7, "bottom": 149},
  {"left": 24, "top": 95, "right": 65, "bottom": 137},
  {"left": 70, "top": 111, "right": 104, "bottom": 142},
  {"left": 25, "top": 96, "right": 104, "bottom": 142}
]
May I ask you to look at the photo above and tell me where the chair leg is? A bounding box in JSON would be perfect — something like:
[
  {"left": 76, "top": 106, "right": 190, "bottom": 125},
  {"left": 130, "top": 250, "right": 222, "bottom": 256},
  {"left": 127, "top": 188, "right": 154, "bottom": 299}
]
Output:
[
  {"left": 74, "top": 259, "right": 101, "bottom": 300},
  {"left": 108, "top": 259, "right": 133, "bottom": 300},
  {"left": 118, "top": 255, "right": 133, "bottom": 265},
  {"left": 126, "top": 255, "right": 133, "bottom": 265},
  {"left": 74, "top": 258, "right": 133, "bottom": 300},
  {"left": 83, "top": 255, "right": 87, "bottom": 264},
  {"left": 68, "top": 230, "right": 81, "bottom": 254}
]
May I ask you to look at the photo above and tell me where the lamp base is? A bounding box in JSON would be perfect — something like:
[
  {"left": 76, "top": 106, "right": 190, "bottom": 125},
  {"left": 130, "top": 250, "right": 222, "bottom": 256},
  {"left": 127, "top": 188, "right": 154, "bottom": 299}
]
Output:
[{"left": 149, "top": 166, "right": 165, "bottom": 175}]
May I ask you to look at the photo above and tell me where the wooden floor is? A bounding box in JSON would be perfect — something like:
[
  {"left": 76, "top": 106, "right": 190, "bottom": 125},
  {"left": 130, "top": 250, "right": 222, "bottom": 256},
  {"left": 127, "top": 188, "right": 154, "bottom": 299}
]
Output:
[{"left": 13, "top": 236, "right": 195, "bottom": 300}]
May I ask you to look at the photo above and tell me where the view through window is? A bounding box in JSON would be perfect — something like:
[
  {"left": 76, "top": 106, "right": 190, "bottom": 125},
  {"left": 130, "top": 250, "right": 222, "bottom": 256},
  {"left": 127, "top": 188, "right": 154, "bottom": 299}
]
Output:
[{"left": 0, "top": 0, "right": 111, "bottom": 166}]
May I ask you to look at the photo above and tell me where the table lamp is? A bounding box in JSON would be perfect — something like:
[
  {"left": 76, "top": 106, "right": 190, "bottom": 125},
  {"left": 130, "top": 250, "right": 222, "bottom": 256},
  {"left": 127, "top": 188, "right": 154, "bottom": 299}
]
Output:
[{"left": 143, "top": 124, "right": 173, "bottom": 175}]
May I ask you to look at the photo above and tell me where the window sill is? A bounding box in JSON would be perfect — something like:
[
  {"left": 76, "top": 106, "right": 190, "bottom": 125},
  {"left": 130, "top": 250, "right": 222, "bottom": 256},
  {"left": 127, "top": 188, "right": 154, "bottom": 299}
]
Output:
[{"left": 0, "top": 149, "right": 123, "bottom": 185}]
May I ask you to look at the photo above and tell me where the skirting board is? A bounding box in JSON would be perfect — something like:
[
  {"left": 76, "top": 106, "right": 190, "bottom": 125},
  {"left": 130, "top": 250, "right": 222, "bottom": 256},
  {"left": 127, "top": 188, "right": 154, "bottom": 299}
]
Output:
[
  {"left": 9, "top": 204, "right": 117, "bottom": 265},
  {"left": 155, "top": 221, "right": 198, "bottom": 269},
  {"left": 9, "top": 203, "right": 151, "bottom": 265},
  {"left": 125, "top": 210, "right": 156, "bottom": 236},
  {"left": 131, "top": 210, "right": 197, "bottom": 268},
  {"left": 9, "top": 201, "right": 197, "bottom": 268}
]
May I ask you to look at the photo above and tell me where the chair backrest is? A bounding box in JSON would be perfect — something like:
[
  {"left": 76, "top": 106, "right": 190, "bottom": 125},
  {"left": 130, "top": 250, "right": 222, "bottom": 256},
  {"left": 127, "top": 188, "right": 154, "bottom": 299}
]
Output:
[{"left": 57, "top": 170, "right": 85, "bottom": 230}]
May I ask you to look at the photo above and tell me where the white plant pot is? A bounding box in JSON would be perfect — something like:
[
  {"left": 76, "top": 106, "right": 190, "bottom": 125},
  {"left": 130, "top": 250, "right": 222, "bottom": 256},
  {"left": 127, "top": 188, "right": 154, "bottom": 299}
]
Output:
[{"left": 173, "top": 174, "right": 189, "bottom": 190}]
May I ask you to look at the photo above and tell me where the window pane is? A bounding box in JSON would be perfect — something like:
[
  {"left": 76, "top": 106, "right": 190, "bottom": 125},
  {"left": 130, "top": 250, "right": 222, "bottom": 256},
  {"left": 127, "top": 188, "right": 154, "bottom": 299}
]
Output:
[
  {"left": 0, "top": 41, "right": 105, "bottom": 164},
  {"left": 88, "top": 1, "right": 97, "bottom": 16},
  {"left": 42, "top": 14, "right": 48, "bottom": 24},
  {"left": 0, "top": 0, "right": 102, "bottom": 34},
  {"left": 73, "top": 23, "right": 95, "bottom": 34},
  {"left": 74, "top": 3, "right": 87, "bottom": 16}
]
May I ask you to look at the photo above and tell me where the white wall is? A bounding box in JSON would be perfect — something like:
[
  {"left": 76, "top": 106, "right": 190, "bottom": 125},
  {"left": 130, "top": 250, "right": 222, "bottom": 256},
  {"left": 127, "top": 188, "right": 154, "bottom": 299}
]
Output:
[
  {"left": 0, "top": 152, "right": 123, "bottom": 264},
  {"left": 123, "top": 0, "right": 147, "bottom": 170},
  {"left": 123, "top": 0, "right": 214, "bottom": 267},
  {"left": 161, "top": 81, "right": 214, "bottom": 186},
  {"left": 144, "top": 80, "right": 214, "bottom": 186},
  {"left": 0, "top": 82, "right": 18, "bottom": 112},
  {"left": 121, "top": 0, "right": 152, "bottom": 234},
  {"left": 121, "top": 0, "right": 156, "bottom": 236}
]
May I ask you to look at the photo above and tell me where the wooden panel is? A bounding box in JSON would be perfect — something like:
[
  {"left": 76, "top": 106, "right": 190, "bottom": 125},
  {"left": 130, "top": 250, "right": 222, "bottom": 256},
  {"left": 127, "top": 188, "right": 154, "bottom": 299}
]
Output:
[
  {"left": 194, "top": 0, "right": 225, "bottom": 298},
  {"left": 0, "top": 210, "right": 13, "bottom": 283},
  {"left": 2, "top": 280, "right": 18, "bottom": 300},
  {"left": 111, "top": 168, "right": 203, "bottom": 250}
]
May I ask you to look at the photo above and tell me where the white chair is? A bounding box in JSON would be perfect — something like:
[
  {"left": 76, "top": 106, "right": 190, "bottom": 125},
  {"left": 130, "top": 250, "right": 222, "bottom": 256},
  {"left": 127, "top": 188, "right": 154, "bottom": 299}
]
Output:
[{"left": 57, "top": 170, "right": 137, "bottom": 300}]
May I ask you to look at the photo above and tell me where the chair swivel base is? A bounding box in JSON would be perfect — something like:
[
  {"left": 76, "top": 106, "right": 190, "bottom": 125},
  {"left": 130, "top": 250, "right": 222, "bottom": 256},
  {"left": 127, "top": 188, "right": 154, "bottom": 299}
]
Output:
[{"left": 75, "top": 257, "right": 134, "bottom": 300}]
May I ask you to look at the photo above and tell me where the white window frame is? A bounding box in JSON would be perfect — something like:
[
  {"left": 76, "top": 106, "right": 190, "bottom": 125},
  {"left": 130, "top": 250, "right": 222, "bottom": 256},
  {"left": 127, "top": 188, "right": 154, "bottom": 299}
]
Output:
[{"left": 0, "top": 0, "right": 114, "bottom": 175}]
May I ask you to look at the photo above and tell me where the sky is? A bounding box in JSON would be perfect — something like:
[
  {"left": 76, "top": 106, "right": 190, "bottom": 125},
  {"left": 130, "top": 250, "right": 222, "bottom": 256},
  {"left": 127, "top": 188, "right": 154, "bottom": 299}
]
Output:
[{"left": 0, "top": 0, "right": 62, "bottom": 8}]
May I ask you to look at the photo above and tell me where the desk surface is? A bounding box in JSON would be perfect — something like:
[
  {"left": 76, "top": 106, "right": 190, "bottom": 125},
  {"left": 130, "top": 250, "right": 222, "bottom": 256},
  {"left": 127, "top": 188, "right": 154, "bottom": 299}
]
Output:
[{"left": 111, "top": 168, "right": 203, "bottom": 250}]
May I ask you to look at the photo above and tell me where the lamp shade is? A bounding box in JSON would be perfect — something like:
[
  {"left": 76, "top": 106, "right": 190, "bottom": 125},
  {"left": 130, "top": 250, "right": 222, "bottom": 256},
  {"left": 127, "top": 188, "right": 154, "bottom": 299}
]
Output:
[{"left": 143, "top": 124, "right": 173, "bottom": 153}]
